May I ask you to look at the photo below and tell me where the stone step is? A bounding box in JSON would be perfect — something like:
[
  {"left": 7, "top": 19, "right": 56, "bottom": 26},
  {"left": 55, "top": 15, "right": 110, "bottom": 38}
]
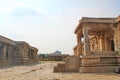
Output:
[
  {"left": 57, "top": 63, "right": 66, "bottom": 67},
  {"left": 53, "top": 66, "right": 66, "bottom": 72}
]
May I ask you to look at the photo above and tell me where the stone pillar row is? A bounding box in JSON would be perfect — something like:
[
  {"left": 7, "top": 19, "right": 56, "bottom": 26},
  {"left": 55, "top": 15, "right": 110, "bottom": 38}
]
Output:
[{"left": 2, "top": 43, "right": 13, "bottom": 61}]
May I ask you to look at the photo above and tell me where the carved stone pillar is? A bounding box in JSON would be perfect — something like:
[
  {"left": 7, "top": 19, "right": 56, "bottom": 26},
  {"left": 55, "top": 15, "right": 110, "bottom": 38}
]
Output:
[
  {"left": 117, "top": 24, "right": 120, "bottom": 51},
  {"left": 2, "top": 44, "right": 7, "bottom": 61},
  {"left": 100, "top": 35, "right": 105, "bottom": 51},
  {"left": 83, "top": 27, "right": 90, "bottom": 55},
  {"left": 114, "top": 28, "right": 118, "bottom": 51},
  {"left": 7, "top": 46, "right": 11, "bottom": 61},
  {"left": 76, "top": 33, "right": 82, "bottom": 56},
  {"left": 0, "top": 42, "right": 2, "bottom": 59}
]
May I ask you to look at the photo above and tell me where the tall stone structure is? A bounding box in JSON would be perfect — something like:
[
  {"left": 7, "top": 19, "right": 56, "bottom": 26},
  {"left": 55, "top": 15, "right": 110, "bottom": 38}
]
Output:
[
  {"left": 0, "top": 35, "right": 38, "bottom": 66},
  {"left": 54, "top": 15, "right": 120, "bottom": 73}
]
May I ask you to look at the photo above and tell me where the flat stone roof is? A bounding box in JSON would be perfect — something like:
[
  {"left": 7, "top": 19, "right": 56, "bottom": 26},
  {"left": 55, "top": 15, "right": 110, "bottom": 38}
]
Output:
[
  {"left": 15, "top": 41, "right": 29, "bottom": 45},
  {"left": 0, "top": 35, "right": 37, "bottom": 49},
  {"left": 80, "top": 17, "right": 115, "bottom": 23},
  {"left": 16, "top": 41, "right": 37, "bottom": 50},
  {"left": 0, "top": 35, "right": 16, "bottom": 45},
  {"left": 75, "top": 15, "right": 120, "bottom": 33}
]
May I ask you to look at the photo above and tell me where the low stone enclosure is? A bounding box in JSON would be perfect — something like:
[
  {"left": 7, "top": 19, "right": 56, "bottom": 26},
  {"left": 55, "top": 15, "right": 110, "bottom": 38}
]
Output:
[
  {"left": 54, "top": 15, "right": 120, "bottom": 73},
  {"left": 39, "top": 54, "right": 69, "bottom": 61},
  {"left": 0, "top": 35, "right": 38, "bottom": 66}
]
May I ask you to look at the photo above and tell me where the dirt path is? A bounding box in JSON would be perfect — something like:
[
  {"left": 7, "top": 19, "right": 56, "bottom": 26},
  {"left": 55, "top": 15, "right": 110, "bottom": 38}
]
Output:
[{"left": 0, "top": 61, "right": 120, "bottom": 80}]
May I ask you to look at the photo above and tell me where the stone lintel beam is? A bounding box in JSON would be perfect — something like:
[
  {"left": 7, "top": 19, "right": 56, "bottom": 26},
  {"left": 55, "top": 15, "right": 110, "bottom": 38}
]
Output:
[{"left": 89, "top": 31, "right": 104, "bottom": 35}]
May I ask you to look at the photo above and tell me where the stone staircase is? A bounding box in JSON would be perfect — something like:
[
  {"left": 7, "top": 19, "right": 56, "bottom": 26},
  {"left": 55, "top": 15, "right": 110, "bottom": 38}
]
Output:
[
  {"left": 53, "top": 56, "right": 81, "bottom": 72},
  {"left": 54, "top": 63, "right": 66, "bottom": 72}
]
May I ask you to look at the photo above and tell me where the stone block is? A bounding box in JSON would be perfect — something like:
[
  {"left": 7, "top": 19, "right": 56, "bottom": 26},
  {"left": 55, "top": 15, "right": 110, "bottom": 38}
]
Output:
[
  {"left": 53, "top": 66, "right": 66, "bottom": 72},
  {"left": 57, "top": 63, "right": 66, "bottom": 67},
  {"left": 53, "top": 56, "right": 81, "bottom": 72}
]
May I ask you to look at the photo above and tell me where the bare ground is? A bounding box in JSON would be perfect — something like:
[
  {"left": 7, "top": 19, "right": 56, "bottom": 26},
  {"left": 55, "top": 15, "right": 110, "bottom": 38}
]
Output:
[{"left": 0, "top": 61, "right": 120, "bottom": 80}]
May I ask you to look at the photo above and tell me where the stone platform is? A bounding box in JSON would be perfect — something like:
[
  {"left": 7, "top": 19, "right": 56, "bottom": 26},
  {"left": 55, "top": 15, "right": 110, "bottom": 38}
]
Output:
[
  {"left": 79, "top": 51, "right": 120, "bottom": 73},
  {"left": 54, "top": 51, "right": 120, "bottom": 73}
]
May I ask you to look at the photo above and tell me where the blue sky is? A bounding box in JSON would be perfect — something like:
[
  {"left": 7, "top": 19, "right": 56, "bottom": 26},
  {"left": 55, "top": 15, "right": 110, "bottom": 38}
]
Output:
[{"left": 0, "top": 0, "right": 120, "bottom": 54}]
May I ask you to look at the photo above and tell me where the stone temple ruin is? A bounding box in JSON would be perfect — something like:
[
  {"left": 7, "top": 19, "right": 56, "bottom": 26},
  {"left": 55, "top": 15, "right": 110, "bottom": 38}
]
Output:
[
  {"left": 39, "top": 51, "right": 69, "bottom": 61},
  {"left": 54, "top": 15, "right": 120, "bottom": 73},
  {"left": 0, "top": 35, "right": 38, "bottom": 66},
  {"left": 39, "top": 54, "right": 69, "bottom": 61}
]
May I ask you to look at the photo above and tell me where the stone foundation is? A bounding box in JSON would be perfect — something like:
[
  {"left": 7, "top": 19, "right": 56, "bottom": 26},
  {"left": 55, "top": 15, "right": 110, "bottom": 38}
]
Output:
[
  {"left": 80, "top": 66, "right": 118, "bottom": 73},
  {"left": 79, "top": 51, "right": 120, "bottom": 73},
  {"left": 0, "top": 60, "right": 11, "bottom": 66}
]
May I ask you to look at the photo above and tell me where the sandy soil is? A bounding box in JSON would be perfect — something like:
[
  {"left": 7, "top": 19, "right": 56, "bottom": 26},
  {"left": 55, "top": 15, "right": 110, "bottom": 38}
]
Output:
[{"left": 0, "top": 61, "right": 120, "bottom": 80}]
